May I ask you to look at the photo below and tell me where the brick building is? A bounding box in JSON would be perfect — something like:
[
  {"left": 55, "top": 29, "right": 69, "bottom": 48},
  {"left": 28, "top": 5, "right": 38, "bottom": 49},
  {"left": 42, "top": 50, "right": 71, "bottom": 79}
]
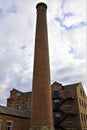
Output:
[
  {"left": 0, "top": 2, "right": 87, "bottom": 130},
  {"left": 7, "top": 89, "right": 31, "bottom": 114},
  {"left": 5, "top": 82, "right": 87, "bottom": 130},
  {"left": 0, "top": 105, "right": 30, "bottom": 130},
  {"left": 51, "top": 82, "right": 87, "bottom": 130}
]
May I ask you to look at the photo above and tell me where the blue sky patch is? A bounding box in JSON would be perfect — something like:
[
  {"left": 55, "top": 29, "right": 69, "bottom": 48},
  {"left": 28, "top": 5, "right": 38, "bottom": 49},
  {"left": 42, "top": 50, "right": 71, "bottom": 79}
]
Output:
[
  {"left": 20, "top": 45, "right": 27, "bottom": 50},
  {"left": 61, "top": 0, "right": 69, "bottom": 9},
  {"left": 0, "top": 8, "right": 4, "bottom": 18},
  {"left": 63, "top": 12, "right": 74, "bottom": 21},
  {"left": 7, "top": 4, "right": 17, "bottom": 14},
  {"left": 80, "top": 21, "right": 87, "bottom": 26},
  {"left": 0, "top": 8, "right": 3, "bottom": 14},
  {"left": 55, "top": 17, "right": 87, "bottom": 31},
  {"left": 55, "top": 0, "right": 87, "bottom": 31},
  {"left": 68, "top": 47, "right": 75, "bottom": 54}
]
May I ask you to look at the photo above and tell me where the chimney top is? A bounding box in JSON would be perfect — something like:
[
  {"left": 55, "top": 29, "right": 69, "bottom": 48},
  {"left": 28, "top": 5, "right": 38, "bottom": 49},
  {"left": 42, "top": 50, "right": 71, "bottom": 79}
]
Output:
[{"left": 36, "top": 2, "right": 47, "bottom": 10}]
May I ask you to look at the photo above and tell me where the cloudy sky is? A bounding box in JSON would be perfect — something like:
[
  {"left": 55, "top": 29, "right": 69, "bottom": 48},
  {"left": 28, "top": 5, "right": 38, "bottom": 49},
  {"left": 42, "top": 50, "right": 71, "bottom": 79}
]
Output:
[{"left": 0, "top": 0, "right": 87, "bottom": 106}]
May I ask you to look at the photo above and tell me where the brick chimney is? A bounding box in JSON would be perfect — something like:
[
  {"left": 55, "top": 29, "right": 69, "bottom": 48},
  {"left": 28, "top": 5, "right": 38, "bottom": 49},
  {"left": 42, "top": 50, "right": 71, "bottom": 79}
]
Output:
[{"left": 30, "top": 2, "right": 54, "bottom": 130}]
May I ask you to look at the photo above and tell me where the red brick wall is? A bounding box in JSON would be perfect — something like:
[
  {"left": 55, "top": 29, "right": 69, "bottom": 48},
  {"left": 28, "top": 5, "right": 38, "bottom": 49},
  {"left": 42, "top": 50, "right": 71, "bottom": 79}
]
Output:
[
  {"left": 76, "top": 83, "right": 87, "bottom": 129},
  {"left": 0, "top": 114, "right": 30, "bottom": 130},
  {"left": 6, "top": 82, "right": 87, "bottom": 129},
  {"left": 7, "top": 89, "right": 31, "bottom": 114}
]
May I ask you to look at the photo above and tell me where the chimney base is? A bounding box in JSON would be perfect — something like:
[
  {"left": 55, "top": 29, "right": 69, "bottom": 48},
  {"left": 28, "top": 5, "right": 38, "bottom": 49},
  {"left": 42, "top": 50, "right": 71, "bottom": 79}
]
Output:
[{"left": 30, "top": 126, "right": 55, "bottom": 130}]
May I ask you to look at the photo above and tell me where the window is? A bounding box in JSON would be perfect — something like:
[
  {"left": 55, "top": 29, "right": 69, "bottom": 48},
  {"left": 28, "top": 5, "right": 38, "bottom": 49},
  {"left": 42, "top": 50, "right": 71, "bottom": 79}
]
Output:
[
  {"left": 55, "top": 113, "right": 61, "bottom": 118},
  {"left": 53, "top": 87, "right": 59, "bottom": 98},
  {"left": 26, "top": 104, "right": 30, "bottom": 110},
  {"left": 84, "top": 102, "right": 86, "bottom": 109},
  {"left": 17, "top": 104, "right": 23, "bottom": 110},
  {"left": 80, "top": 88, "right": 82, "bottom": 96},
  {"left": 82, "top": 100, "right": 83, "bottom": 107},
  {"left": 81, "top": 112, "right": 83, "bottom": 122},
  {"left": 54, "top": 87, "right": 59, "bottom": 91},
  {"left": 54, "top": 99, "right": 60, "bottom": 103},
  {"left": 7, "top": 121, "right": 13, "bottom": 130},
  {"left": 86, "top": 115, "right": 87, "bottom": 120},
  {"left": 8, "top": 105, "right": 14, "bottom": 109},
  {"left": 82, "top": 90, "right": 85, "bottom": 98},
  {"left": 0, "top": 120, "right": 2, "bottom": 130},
  {"left": 17, "top": 92, "right": 22, "bottom": 97},
  {"left": 79, "top": 98, "right": 81, "bottom": 105},
  {"left": 84, "top": 114, "right": 86, "bottom": 122},
  {"left": 26, "top": 97, "right": 30, "bottom": 100}
]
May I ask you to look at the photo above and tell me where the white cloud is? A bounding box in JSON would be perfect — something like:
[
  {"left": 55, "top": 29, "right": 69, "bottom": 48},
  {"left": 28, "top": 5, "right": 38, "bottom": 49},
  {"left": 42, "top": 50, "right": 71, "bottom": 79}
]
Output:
[{"left": 0, "top": 0, "right": 87, "bottom": 105}]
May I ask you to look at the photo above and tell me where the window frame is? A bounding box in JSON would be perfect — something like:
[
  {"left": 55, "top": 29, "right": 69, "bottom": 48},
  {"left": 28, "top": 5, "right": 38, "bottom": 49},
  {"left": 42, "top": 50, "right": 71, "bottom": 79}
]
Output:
[
  {"left": 17, "top": 104, "right": 23, "bottom": 110},
  {"left": 17, "top": 92, "right": 22, "bottom": 97},
  {"left": 26, "top": 104, "right": 30, "bottom": 110},
  {"left": 54, "top": 87, "right": 59, "bottom": 91},
  {"left": 6, "top": 121, "right": 13, "bottom": 130},
  {"left": 55, "top": 113, "right": 61, "bottom": 118}
]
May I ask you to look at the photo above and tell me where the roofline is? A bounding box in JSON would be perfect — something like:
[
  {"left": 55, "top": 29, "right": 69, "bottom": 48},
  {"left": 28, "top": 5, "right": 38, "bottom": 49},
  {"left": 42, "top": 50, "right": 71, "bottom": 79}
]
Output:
[
  {"left": 63, "top": 82, "right": 81, "bottom": 87},
  {"left": 0, "top": 112, "right": 30, "bottom": 119},
  {"left": 11, "top": 88, "right": 32, "bottom": 94},
  {"left": 51, "top": 81, "right": 62, "bottom": 86},
  {"left": 0, "top": 105, "right": 30, "bottom": 119}
]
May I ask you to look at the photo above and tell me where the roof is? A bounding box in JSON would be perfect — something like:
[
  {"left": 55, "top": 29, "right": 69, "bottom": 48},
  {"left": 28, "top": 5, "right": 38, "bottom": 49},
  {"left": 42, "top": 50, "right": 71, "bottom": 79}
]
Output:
[
  {"left": 11, "top": 88, "right": 32, "bottom": 98},
  {"left": 0, "top": 105, "right": 30, "bottom": 118},
  {"left": 62, "top": 82, "right": 81, "bottom": 90},
  {"left": 22, "top": 92, "right": 32, "bottom": 98},
  {"left": 51, "top": 81, "right": 62, "bottom": 86}
]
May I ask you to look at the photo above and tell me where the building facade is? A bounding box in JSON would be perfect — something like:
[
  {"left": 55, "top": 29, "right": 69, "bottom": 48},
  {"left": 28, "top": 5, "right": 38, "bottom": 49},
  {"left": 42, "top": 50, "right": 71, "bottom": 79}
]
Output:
[
  {"left": 7, "top": 88, "right": 31, "bottom": 114},
  {"left": 0, "top": 105, "right": 30, "bottom": 130},
  {"left": 51, "top": 82, "right": 87, "bottom": 130},
  {"left": 0, "top": 2, "right": 86, "bottom": 130},
  {"left": 6, "top": 82, "right": 87, "bottom": 130}
]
